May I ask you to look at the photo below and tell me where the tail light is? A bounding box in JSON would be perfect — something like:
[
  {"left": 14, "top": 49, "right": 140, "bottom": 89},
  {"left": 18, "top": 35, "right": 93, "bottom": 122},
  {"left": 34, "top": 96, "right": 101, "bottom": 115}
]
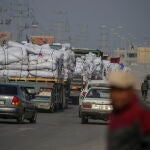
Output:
[
  {"left": 82, "top": 103, "right": 92, "bottom": 109},
  {"left": 12, "top": 96, "right": 21, "bottom": 106}
]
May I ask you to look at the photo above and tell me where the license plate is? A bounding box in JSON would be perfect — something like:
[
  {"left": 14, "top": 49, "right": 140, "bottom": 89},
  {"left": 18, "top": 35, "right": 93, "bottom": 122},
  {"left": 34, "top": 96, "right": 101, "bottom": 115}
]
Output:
[
  {"left": 99, "top": 105, "right": 106, "bottom": 110},
  {"left": 99, "top": 105, "right": 111, "bottom": 110},
  {"left": 37, "top": 103, "right": 48, "bottom": 108},
  {"left": 0, "top": 101, "right": 4, "bottom": 105}
]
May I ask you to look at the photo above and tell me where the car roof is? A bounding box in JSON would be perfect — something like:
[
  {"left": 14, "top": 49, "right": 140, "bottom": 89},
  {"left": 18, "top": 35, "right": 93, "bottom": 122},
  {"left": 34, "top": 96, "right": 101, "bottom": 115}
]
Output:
[
  {"left": 88, "top": 87, "right": 110, "bottom": 90},
  {"left": 88, "top": 80, "right": 108, "bottom": 84},
  {"left": 0, "top": 83, "right": 21, "bottom": 88}
]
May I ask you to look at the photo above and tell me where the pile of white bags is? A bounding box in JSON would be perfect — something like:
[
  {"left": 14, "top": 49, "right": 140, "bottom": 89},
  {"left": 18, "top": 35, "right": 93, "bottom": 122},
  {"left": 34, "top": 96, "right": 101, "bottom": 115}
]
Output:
[
  {"left": 0, "top": 41, "right": 75, "bottom": 79},
  {"left": 74, "top": 52, "right": 127, "bottom": 81},
  {"left": 74, "top": 53, "right": 103, "bottom": 80}
]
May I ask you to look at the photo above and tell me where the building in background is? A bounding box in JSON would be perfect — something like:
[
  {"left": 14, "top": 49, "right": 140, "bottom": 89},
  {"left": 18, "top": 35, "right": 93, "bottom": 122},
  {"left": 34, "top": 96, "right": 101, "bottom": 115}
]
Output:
[
  {"left": 137, "top": 47, "right": 150, "bottom": 64},
  {"left": 0, "top": 32, "right": 11, "bottom": 45},
  {"left": 114, "top": 48, "right": 137, "bottom": 64},
  {"left": 114, "top": 47, "right": 150, "bottom": 84}
]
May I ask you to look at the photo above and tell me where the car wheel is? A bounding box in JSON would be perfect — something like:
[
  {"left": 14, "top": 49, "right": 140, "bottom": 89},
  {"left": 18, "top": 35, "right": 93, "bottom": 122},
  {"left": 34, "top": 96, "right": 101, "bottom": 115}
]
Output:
[
  {"left": 29, "top": 112, "right": 37, "bottom": 124},
  {"left": 81, "top": 116, "right": 88, "bottom": 124},
  {"left": 79, "top": 110, "right": 81, "bottom": 118},
  {"left": 79, "top": 107, "right": 82, "bottom": 118},
  {"left": 54, "top": 104, "right": 59, "bottom": 112},
  {"left": 49, "top": 104, "right": 55, "bottom": 113},
  {"left": 17, "top": 113, "right": 25, "bottom": 124}
]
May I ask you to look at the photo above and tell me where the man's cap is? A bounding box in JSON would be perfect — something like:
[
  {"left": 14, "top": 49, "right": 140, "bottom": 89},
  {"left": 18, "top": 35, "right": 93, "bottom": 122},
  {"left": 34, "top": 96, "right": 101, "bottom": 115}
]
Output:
[{"left": 108, "top": 70, "right": 136, "bottom": 89}]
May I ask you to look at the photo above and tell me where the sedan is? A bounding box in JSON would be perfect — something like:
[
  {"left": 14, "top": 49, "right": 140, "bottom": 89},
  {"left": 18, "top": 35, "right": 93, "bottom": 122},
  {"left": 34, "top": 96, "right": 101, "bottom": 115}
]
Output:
[{"left": 80, "top": 87, "right": 112, "bottom": 124}]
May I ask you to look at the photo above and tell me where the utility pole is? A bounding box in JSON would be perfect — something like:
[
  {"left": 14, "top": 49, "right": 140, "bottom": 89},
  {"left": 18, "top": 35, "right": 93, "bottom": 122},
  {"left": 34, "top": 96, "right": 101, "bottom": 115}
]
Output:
[
  {"left": 98, "top": 25, "right": 110, "bottom": 55},
  {"left": 52, "top": 10, "right": 70, "bottom": 43},
  {"left": 0, "top": 0, "right": 12, "bottom": 32},
  {"left": 9, "top": 0, "right": 37, "bottom": 42},
  {"left": 73, "top": 24, "right": 89, "bottom": 48}
]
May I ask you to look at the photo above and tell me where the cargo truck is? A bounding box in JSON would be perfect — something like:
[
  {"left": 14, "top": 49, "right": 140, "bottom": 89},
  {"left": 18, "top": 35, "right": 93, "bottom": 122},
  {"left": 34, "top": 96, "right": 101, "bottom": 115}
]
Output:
[{"left": 69, "top": 48, "right": 103, "bottom": 105}]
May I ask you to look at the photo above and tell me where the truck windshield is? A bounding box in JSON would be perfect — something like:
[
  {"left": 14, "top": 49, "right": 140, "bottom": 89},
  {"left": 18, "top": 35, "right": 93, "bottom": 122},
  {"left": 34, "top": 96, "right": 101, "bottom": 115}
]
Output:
[
  {"left": 0, "top": 85, "right": 17, "bottom": 95},
  {"left": 86, "top": 89, "right": 110, "bottom": 99}
]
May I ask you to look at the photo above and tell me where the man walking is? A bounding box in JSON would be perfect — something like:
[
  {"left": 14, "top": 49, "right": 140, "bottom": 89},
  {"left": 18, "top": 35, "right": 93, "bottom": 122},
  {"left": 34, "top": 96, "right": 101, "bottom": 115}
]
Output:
[
  {"left": 141, "top": 80, "right": 149, "bottom": 98},
  {"left": 107, "top": 71, "right": 150, "bottom": 150}
]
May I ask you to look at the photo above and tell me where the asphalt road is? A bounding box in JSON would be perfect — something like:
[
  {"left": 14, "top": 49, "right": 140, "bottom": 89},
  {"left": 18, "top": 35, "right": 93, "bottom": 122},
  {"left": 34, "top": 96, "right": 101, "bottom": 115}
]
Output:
[{"left": 0, "top": 106, "right": 107, "bottom": 150}]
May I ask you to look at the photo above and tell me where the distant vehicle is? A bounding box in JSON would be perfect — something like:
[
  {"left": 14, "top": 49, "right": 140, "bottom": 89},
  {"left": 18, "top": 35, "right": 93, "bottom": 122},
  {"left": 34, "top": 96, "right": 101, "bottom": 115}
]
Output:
[
  {"left": 80, "top": 87, "right": 112, "bottom": 124},
  {"left": 79, "top": 80, "right": 109, "bottom": 117},
  {"left": 32, "top": 95, "right": 55, "bottom": 112},
  {"left": 0, "top": 84, "right": 37, "bottom": 123},
  {"left": 31, "top": 87, "right": 55, "bottom": 112}
]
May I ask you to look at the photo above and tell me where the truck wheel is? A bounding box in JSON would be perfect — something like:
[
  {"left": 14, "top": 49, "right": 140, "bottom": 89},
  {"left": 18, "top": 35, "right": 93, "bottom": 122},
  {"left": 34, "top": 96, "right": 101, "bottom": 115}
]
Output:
[
  {"left": 79, "top": 109, "right": 82, "bottom": 118},
  {"left": 81, "top": 116, "right": 88, "bottom": 124},
  {"left": 17, "top": 113, "right": 25, "bottom": 124},
  {"left": 54, "top": 104, "right": 59, "bottom": 112},
  {"left": 29, "top": 112, "right": 37, "bottom": 124},
  {"left": 49, "top": 104, "right": 55, "bottom": 113}
]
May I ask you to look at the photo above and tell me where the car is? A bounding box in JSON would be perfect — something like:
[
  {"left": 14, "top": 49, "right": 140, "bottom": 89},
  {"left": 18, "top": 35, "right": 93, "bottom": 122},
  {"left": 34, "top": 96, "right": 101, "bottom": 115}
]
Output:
[
  {"left": 0, "top": 83, "right": 37, "bottom": 123},
  {"left": 80, "top": 87, "right": 112, "bottom": 124},
  {"left": 31, "top": 95, "right": 55, "bottom": 112},
  {"left": 79, "top": 80, "right": 109, "bottom": 117}
]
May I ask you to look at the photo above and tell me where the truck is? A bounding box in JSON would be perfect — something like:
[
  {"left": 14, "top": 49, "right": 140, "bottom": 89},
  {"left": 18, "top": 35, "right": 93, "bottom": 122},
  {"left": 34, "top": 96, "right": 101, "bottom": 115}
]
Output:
[
  {"left": 68, "top": 75, "right": 84, "bottom": 105},
  {"left": 69, "top": 48, "right": 103, "bottom": 105}
]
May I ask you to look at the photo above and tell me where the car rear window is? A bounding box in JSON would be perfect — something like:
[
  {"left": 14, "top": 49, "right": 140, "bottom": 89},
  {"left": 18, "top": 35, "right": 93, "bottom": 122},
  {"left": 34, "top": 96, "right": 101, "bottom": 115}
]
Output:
[
  {"left": 35, "top": 96, "right": 50, "bottom": 100},
  {"left": 0, "top": 85, "right": 17, "bottom": 95},
  {"left": 86, "top": 89, "right": 110, "bottom": 99}
]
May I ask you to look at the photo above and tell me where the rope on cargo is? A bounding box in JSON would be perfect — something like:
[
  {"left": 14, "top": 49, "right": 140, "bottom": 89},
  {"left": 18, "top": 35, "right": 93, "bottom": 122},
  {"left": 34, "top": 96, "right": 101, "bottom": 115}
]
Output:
[{"left": 19, "top": 48, "right": 22, "bottom": 79}]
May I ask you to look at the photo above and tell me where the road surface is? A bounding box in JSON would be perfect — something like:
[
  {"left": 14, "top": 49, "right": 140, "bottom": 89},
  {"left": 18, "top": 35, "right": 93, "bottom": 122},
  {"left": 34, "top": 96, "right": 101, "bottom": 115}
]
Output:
[{"left": 0, "top": 106, "right": 107, "bottom": 150}]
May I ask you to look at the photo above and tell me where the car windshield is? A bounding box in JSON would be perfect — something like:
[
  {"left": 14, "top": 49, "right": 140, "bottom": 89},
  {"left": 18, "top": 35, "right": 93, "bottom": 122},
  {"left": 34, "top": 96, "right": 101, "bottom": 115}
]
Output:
[
  {"left": 86, "top": 89, "right": 110, "bottom": 99},
  {"left": 34, "top": 96, "right": 50, "bottom": 101},
  {"left": 0, "top": 85, "right": 17, "bottom": 95}
]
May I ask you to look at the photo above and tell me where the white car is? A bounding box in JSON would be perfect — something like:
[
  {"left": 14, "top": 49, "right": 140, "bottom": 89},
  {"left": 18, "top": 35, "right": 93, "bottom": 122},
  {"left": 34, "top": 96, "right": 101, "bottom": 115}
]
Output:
[
  {"left": 79, "top": 80, "right": 109, "bottom": 116},
  {"left": 80, "top": 87, "right": 112, "bottom": 124}
]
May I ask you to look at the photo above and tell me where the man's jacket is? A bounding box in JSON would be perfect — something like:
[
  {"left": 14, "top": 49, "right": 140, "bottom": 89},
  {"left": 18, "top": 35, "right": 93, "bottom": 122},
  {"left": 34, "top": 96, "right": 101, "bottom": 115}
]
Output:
[
  {"left": 108, "top": 94, "right": 150, "bottom": 150},
  {"left": 141, "top": 82, "right": 149, "bottom": 91}
]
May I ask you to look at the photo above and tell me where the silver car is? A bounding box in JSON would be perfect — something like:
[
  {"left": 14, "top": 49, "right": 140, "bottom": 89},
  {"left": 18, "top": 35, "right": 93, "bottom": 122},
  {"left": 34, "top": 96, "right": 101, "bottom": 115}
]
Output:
[
  {"left": 32, "top": 95, "right": 55, "bottom": 112},
  {"left": 0, "top": 84, "right": 37, "bottom": 123},
  {"left": 80, "top": 87, "right": 112, "bottom": 124}
]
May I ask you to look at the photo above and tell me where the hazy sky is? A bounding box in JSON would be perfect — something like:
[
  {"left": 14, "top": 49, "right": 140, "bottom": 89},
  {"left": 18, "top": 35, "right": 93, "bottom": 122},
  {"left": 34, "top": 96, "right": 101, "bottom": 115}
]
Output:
[
  {"left": 30, "top": 0, "right": 150, "bottom": 48},
  {"left": 2, "top": 0, "right": 150, "bottom": 49}
]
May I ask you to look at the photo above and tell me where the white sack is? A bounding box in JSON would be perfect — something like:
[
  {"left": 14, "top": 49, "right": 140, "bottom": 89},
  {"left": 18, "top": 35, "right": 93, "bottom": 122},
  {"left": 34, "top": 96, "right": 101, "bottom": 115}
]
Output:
[
  {"left": 0, "top": 47, "right": 27, "bottom": 65},
  {"left": 1, "top": 64, "right": 28, "bottom": 70},
  {"left": 0, "top": 70, "right": 28, "bottom": 77},
  {"left": 29, "top": 62, "right": 57, "bottom": 70},
  {"left": 29, "top": 70, "right": 58, "bottom": 78}
]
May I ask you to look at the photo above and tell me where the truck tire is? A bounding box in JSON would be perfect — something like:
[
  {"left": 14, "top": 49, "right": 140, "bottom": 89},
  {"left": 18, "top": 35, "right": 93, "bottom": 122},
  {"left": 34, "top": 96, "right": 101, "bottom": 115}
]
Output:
[
  {"left": 49, "top": 104, "right": 55, "bottom": 113},
  {"left": 17, "top": 113, "right": 25, "bottom": 124},
  {"left": 79, "top": 107, "right": 82, "bottom": 118},
  {"left": 29, "top": 112, "right": 37, "bottom": 123},
  {"left": 81, "top": 116, "right": 88, "bottom": 124}
]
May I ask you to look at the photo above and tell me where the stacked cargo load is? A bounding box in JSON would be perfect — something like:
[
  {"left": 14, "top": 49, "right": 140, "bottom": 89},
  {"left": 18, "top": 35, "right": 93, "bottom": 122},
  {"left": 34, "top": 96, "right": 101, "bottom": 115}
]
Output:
[
  {"left": 74, "top": 52, "right": 129, "bottom": 81},
  {"left": 0, "top": 41, "right": 75, "bottom": 80}
]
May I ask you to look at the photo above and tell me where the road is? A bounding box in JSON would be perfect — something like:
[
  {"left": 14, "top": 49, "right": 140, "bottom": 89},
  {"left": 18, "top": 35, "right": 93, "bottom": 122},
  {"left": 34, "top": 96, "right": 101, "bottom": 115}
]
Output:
[{"left": 0, "top": 106, "right": 107, "bottom": 150}]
